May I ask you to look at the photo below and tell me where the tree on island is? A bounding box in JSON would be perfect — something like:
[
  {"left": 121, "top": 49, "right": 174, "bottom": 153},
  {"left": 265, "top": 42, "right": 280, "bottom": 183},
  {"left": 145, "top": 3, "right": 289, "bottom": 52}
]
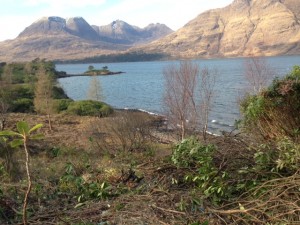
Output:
[{"left": 88, "top": 65, "right": 94, "bottom": 71}]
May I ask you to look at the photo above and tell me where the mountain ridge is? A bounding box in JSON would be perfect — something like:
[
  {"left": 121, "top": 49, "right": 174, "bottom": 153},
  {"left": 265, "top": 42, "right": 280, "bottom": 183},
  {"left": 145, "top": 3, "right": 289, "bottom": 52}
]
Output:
[
  {"left": 0, "top": 16, "right": 173, "bottom": 62},
  {"left": 1, "top": 0, "right": 300, "bottom": 62},
  {"left": 133, "top": 0, "right": 300, "bottom": 58}
]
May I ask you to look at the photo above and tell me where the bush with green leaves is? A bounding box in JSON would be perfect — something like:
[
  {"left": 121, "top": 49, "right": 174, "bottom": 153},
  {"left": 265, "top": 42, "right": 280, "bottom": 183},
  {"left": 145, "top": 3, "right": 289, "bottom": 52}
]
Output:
[
  {"left": 253, "top": 137, "right": 300, "bottom": 176},
  {"left": 240, "top": 65, "right": 300, "bottom": 140},
  {"left": 7, "top": 85, "right": 35, "bottom": 112},
  {"left": 170, "top": 137, "right": 293, "bottom": 203},
  {"left": 53, "top": 99, "right": 73, "bottom": 113},
  {"left": 171, "top": 137, "right": 230, "bottom": 202},
  {"left": 66, "top": 100, "right": 113, "bottom": 117},
  {"left": 52, "top": 86, "right": 69, "bottom": 99},
  {"left": 58, "top": 163, "right": 113, "bottom": 204},
  {"left": 11, "top": 98, "right": 34, "bottom": 113}
]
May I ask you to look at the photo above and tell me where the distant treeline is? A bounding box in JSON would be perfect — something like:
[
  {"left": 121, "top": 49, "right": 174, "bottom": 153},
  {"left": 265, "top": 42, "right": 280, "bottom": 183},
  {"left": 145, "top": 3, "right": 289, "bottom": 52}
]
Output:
[{"left": 55, "top": 52, "right": 169, "bottom": 64}]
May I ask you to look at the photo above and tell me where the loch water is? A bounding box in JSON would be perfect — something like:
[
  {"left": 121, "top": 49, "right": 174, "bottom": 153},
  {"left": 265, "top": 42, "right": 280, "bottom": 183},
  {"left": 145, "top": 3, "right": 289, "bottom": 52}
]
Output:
[{"left": 57, "top": 55, "right": 300, "bottom": 134}]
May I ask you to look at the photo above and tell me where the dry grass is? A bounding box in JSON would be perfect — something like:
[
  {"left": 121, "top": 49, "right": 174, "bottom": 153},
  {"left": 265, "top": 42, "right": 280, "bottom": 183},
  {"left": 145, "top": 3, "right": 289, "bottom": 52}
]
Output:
[{"left": 1, "top": 112, "right": 299, "bottom": 225}]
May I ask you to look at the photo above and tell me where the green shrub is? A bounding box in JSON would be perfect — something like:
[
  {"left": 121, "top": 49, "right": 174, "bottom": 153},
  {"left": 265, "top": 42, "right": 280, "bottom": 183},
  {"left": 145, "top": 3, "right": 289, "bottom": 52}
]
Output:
[
  {"left": 52, "top": 86, "right": 69, "bottom": 99},
  {"left": 58, "top": 163, "right": 113, "bottom": 202},
  {"left": 171, "top": 137, "right": 230, "bottom": 202},
  {"left": 3, "top": 85, "right": 35, "bottom": 113},
  {"left": 53, "top": 99, "right": 73, "bottom": 113},
  {"left": 240, "top": 95, "right": 265, "bottom": 122},
  {"left": 171, "top": 137, "right": 215, "bottom": 168},
  {"left": 11, "top": 85, "right": 34, "bottom": 100},
  {"left": 11, "top": 98, "right": 34, "bottom": 113},
  {"left": 66, "top": 100, "right": 113, "bottom": 116},
  {"left": 253, "top": 138, "right": 300, "bottom": 175},
  {"left": 240, "top": 65, "right": 300, "bottom": 140},
  {"left": 99, "top": 104, "right": 114, "bottom": 117}
]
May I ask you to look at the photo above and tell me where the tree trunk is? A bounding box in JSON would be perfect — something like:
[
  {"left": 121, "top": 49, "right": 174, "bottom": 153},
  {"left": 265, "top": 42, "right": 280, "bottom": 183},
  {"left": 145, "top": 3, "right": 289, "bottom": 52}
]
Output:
[
  {"left": 181, "top": 120, "right": 185, "bottom": 140},
  {"left": 203, "top": 124, "right": 207, "bottom": 142},
  {"left": 23, "top": 139, "right": 31, "bottom": 225},
  {"left": 47, "top": 114, "right": 52, "bottom": 131},
  {"left": 0, "top": 118, "right": 5, "bottom": 131}
]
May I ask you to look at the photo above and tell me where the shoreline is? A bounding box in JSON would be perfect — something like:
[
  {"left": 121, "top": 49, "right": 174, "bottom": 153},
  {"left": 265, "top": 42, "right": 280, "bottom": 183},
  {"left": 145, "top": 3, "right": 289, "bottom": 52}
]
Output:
[{"left": 117, "top": 108, "right": 235, "bottom": 137}]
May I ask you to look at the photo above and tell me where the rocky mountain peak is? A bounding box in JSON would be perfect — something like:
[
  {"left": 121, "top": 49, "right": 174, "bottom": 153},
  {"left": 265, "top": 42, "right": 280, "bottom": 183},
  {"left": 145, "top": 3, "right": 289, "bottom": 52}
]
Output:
[
  {"left": 65, "top": 17, "right": 99, "bottom": 40},
  {"left": 93, "top": 20, "right": 173, "bottom": 45},
  {"left": 18, "top": 16, "right": 67, "bottom": 37}
]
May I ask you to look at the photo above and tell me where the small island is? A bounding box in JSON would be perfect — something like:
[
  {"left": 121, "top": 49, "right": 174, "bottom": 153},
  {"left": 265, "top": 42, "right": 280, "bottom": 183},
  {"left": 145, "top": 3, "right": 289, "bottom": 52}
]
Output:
[
  {"left": 84, "top": 65, "right": 124, "bottom": 76},
  {"left": 58, "top": 65, "right": 124, "bottom": 78}
]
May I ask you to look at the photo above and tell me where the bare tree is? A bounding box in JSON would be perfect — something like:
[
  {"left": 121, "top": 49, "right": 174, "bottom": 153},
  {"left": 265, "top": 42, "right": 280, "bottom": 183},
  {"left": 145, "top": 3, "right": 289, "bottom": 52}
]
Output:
[
  {"left": 2, "top": 64, "right": 13, "bottom": 85},
  {"left": 34, "top": 65, "right": 54, "bottom": 130},
  {"left": 87, "top": 75, "right": 105, "bottom": 102},
  {"left": 163, "top": 61, "right": 198, "bottom": 140},
  {"left": 244, "top": 57, "right": 274, "bottom": 94},
  {"left": 0, "top": 96, "right": 9, "bottom": 131},
  {"left": 0, "top": 65, "right": 13, "bottom": 130},
  {"left": 198, "top": 67, "right": 217, "bottom": 141}
]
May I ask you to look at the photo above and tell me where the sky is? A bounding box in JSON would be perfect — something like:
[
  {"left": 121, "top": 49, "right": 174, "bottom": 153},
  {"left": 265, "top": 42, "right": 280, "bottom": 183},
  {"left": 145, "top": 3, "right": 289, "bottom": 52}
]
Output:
[{"left": 0, "top": 0, "right": 233, "bottom": 41}]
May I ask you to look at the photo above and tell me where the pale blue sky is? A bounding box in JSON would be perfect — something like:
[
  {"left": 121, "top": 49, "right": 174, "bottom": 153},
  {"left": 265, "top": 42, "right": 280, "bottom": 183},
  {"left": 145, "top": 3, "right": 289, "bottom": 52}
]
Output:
[{"left": 0, "top": 0, "right": 233, "bottom": 41}]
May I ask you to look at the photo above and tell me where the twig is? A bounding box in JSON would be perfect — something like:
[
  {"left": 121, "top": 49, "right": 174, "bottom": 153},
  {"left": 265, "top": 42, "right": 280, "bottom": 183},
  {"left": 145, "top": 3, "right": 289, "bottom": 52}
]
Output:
[{"left": 150, "top": 204, "right": 186, "bottom": 215}]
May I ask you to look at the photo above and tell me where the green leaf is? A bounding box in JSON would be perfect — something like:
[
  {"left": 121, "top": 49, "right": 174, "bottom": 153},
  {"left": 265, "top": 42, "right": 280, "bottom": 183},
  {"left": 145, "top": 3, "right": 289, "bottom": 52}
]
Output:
[
  {"left": 30, "top": 134, "right": 44, "bottom": 140},
  {"left": 0, "top": 130, "right": 20, "bottom": 137},
  {"left": 17, "top": 121, "right": 30, "bottom": 136},
  {"left": 10, "top": 139, "right": 24, "bottom": 148},
  {"left": 29, "top": 124, "right": 43, "bottom": 134},
  {"left": 217, "top": 187, "right": 222, "bottom": 193}
]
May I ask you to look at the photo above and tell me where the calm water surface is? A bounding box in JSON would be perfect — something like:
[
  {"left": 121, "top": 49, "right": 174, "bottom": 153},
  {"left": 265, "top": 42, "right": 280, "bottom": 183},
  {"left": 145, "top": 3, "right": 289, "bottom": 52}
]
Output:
[{"left": 56, "top": 56, "right": 300, "bottom": 133}]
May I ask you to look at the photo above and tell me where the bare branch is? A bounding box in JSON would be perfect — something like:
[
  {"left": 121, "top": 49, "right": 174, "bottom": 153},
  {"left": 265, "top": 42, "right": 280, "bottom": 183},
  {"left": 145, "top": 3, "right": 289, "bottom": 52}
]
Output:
[
  {"left": 163, "top": 61, "right": 198, "bottom": 140},
  {"left": 244, "top": 57, "right": 274, "bottom": 94}
]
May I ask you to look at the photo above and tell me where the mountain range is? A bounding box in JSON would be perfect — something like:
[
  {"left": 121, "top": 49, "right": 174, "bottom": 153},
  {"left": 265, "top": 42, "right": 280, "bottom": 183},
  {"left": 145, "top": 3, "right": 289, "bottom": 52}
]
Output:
[
  {"left": 1, "top": 0, "right": 300, "bottom": 62},
  {"left": 0, "top": 17, "right": 173, "bottom": 61}
]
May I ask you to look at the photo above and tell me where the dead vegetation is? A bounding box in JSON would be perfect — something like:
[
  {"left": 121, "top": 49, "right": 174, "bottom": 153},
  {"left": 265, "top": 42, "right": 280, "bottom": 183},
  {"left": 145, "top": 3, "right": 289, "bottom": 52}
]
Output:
[{"left": 0, "top": 110, "right": 299, "bottom": 225}]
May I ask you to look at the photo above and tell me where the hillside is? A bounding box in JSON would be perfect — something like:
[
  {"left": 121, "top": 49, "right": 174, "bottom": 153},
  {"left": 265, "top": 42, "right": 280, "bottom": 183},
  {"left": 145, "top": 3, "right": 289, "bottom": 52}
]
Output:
[
  {"left": 135, "top": 0, "right": 300, "bottom": 58},
  {"left": 0, "top": 17, "right": 173, "bottom": 62}
]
